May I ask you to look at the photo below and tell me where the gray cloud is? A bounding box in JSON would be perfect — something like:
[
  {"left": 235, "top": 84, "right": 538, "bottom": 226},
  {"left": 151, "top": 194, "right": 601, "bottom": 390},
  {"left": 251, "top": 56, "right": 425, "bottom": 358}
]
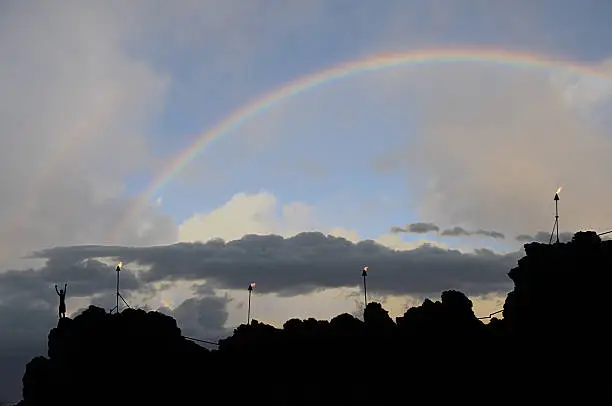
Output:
[
  {"left": 0, "top": 1, "right": 178, "bottom": 273},
  {"left": 441, "top": 227, "right": 505, "bottom": 239},
  {"left": 390, "top": 222, "right": 440, "bottom": 234},
  {"left": 367, "top": 61, "right": 612, "bottom": 239},
  {"left": 364, "top": 61, "right": 612, "bottom": 252},
  {"left": 474, "top": 229, "right": 506, "bottom": 239},
  {"left": 33, "top": 232, "right": 517, "bottom": 297},
  {"left": 391, "top": 223, "right": 504, "bottom": 239},
  {"left": 441, "top": 226, "right": 471, "bottom": 237},
  {"left": 166, "top": 295, "right": 231, "bottom": 342}
]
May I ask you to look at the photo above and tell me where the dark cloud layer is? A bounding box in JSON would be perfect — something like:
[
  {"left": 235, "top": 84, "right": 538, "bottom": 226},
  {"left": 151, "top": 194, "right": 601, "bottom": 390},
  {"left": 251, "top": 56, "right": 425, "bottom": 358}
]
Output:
[{"left": 33, "top": 232, "right": 517, "bottom": 297}]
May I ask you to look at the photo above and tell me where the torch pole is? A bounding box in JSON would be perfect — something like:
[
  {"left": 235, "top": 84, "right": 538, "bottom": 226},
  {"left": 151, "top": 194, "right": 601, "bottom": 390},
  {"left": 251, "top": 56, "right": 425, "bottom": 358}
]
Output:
[
  {"left": 362, "top": 269, "right": 368, "bottom": 309},
  {"left": 116, "top": 266, "right": 120, "bottom": 313},
  {"left": 555, "top": 196, "right": 559, "bottom": 244},
  {"left": 247, "top": 286, "right": 252, "bottom": 325}
]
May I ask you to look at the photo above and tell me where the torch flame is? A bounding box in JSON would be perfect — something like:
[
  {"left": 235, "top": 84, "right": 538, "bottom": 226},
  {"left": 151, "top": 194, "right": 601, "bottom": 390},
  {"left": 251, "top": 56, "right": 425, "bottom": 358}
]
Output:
[
  {"left": 250, "top": 282, "right": 257, "bottom": 288},
  {"left": 556, "top": 186, "right": 562, "bottom": 195},
  {"left": 363, "top": 266, "right": 368, "bottom": 272},
  {"left": 117, "top": 261, "right": 123, "bottom": 268}
]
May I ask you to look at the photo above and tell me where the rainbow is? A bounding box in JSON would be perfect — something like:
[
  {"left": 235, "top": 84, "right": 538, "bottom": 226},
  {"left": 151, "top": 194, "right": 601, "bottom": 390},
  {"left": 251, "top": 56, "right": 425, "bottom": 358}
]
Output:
[{"left": 110, "top": 47, "right": 612, "bottom": 241}]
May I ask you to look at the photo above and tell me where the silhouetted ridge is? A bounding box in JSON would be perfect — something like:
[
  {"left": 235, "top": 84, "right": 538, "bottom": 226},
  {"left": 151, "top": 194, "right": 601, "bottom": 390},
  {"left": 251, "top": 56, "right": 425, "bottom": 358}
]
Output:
[
  {"left": 21, "top": 306, "right": 210, "bottom": 405},
  {"left": 499, "top": 231, "right": 612, "bottom": 400},
  {"left": 18, "top": 232, "right": 612, "bottom": 404},
  {"left": 504, "top": 231, "right": 612, "bottom": 336}
]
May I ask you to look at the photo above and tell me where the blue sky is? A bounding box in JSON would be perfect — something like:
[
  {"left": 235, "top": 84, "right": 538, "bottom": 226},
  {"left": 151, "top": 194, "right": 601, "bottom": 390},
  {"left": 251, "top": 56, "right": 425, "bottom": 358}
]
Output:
[{"left": 152, "top": 76, "right": 421, "bottom": 228}]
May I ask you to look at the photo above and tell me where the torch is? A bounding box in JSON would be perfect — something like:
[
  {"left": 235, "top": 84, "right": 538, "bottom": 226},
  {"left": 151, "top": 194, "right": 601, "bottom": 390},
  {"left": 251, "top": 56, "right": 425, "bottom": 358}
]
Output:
[
  {"left": 115, "top": 261, "right": 122, "bottom": 313},
  {"left": 110, "top": 261, "right": 130, "bottom": 314},
  {"left": 247, "top": 282, "right": 256, "bottom": 325},
  {"left": 362, "top": 266, "right": 368, "bottom": 309},
  {"left": 550, "top": 187, "right": 562, "bottom": 244}
]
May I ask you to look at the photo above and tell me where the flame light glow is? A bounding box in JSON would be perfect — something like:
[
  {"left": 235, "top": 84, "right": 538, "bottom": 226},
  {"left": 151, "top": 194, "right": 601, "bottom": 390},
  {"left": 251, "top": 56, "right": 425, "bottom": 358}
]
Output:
[
  {"left": 556, "top": 186, "right": 562, "bottom": 195},
  {"left": 250, "top": 282, "right": 257, "bottom": 288}
]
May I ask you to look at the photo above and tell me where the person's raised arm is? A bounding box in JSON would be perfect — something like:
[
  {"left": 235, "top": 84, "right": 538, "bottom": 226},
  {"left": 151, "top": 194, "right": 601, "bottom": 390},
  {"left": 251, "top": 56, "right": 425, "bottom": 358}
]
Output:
[
  {"left": 55, "top": 284, "right": 60, "bottom": 295},
  {"left": 64, "top": 283, "right": 67, "bottom": 295}
]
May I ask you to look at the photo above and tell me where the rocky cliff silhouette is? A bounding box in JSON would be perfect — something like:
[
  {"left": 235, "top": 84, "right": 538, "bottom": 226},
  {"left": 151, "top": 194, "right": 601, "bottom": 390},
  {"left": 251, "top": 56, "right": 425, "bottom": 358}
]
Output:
[{"left": 17, "top": 231, "right": 612, "bottom": 405}]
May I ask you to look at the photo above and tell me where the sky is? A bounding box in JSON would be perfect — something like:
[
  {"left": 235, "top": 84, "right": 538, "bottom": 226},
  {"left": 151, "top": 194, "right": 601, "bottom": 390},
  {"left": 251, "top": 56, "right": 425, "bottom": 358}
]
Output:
[{"left": 2, "top": 0, "right": 612, "bottom": 401}]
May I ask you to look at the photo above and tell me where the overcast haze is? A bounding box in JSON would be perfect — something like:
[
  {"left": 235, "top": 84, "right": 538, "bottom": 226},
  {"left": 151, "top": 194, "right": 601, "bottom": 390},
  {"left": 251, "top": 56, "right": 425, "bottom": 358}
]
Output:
[{"left": 1, "top": 0, "right": 612, "bottom": 401}]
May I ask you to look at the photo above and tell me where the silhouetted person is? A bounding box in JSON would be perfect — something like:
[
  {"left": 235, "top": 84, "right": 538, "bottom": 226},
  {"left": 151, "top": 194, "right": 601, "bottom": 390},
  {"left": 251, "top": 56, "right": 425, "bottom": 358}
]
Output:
[{"left": 55, "top": 283, "right": 67, "bottom": 319}]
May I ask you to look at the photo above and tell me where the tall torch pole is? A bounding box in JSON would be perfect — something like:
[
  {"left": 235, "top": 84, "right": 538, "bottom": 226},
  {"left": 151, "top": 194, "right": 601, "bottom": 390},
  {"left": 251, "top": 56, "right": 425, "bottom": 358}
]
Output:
[
  {"left": 116, "top": 261, "right": 122, "bottom": 313},
  {"left": 555, "top": 187, "right": 561, "bottom": 244},
  {"left": 362, "top": 266, "right": 368, "bottom": 309},
  {"left": 247, "top": 283, "right": 256, "bottom": 325}
]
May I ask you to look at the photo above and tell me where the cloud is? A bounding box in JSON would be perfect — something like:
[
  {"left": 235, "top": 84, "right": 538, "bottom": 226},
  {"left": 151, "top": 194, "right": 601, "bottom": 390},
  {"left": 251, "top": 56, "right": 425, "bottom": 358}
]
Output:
[
  {"left": 0, "top": 1, "right": 178, "bottom": 271},
  {"left": 370, "top": 62, "right": 612, "bottom": 238},
  {"left": 34, "top": 232, "right": 517, "bottom": 298},
  {"left": 440, "top": 226, "right": 471, "bottom": 237},
  {"left": 326, "top": 227, "right": 362, "bottom": 243},
  {"left": 440, "top": 227, "right": 505, "bottom": 239},
  {"left": 473, "top": 230, "right": 506, "bottom": 239},
  {"left": 391, "top": 223, "right": 504, "bottom": 240},
  {"left": 550, "top": 59, "right": 612, "bottom": 109},
  {"left": 325, "top": 226, "right": 447, "bottom": 252},
  {"left": 178, "top": 192, "right": 446, "bottom": 253},
  {"left": 160, "top": 294, "right": 231, "bottom": 342},
  {"left": 390, "top": 222, "right": 440, "bottom": 234},
  {"left": 372, "top": 234, "right": 447, "bottom": 251},
  {"left": 178, "top": 191, "right": 318, "bottom": 243}
]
